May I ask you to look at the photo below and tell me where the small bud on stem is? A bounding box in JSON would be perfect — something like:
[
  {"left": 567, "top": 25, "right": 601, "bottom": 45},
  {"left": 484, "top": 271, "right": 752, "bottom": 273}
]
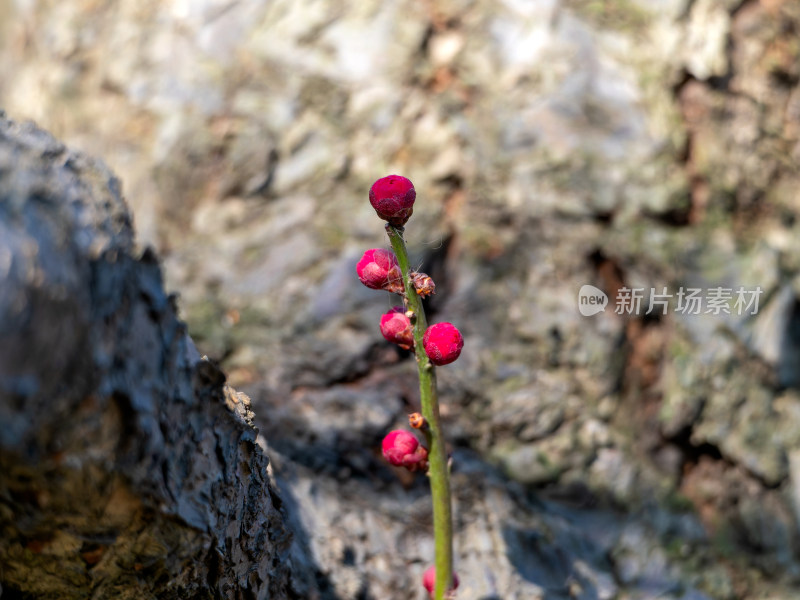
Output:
[
  {"left": 356, "top": 248, "right": 405, "bottom": 294},
  {"left": 369, "top": 175, "right": 416, "bottom": 227},
  {"left": 411, "top": 271, "right": 436, "bottom": 297},
  {"left": 380, "top": 307, "right": 414, "bottom": 350},
  {"left": 423, "top": 323, "right": 464, "bottom": 366},
  {"left": 423, "top": 566, "right": 459, "bottom": 599},
  {"left": 409, "top": 412, "right": 427, "bottom": 429},
  {"left": 382, "top": 430, "right": 429, "bottom": 471}
]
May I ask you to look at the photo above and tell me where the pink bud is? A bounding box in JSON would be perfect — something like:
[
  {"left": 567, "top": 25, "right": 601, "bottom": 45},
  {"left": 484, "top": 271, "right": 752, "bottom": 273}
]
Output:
[
  {"left": 369, "top": 175, "right": 416, "bottom": 227},
  {"left": 380, "top": 307, "right": 414, "bottom": 350},
  {"left": 356, "top": 248, "right": 404, "bottom": 293},
  {"left": 423, "top": 322, "right": 464, "bottom": 366},
  {"left": 422, "top": 566, "right": 460, "bottom": 597},
  {"left": 381, "top": 430, "right": 428, "bottom": 471}
]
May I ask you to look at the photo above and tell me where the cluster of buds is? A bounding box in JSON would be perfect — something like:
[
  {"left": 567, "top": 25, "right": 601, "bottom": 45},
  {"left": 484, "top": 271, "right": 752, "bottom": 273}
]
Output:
[
  {"left": 357, "top": 175, "right": 462, "bottom": 598},
  {"left": 356, "top": 251, "right": 436, "bottom": 298},
  {"left": 356, "top": 175, "right": 464, "bottom": 365}
]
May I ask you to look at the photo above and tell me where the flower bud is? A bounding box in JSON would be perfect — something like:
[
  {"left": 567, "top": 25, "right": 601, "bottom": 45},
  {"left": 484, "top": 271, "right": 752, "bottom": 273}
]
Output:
[
  {"left": 380, "top": 307, "right": 414, "bottom": 350},
  {"left": 381, "top": 430, "right": 428, "bottom": 471},
  {"left": 356, "top": 248, "right": 404, "bottom": 293},
  {"left": 369, "top": 175, "right": 416, "bottom": 227},
  {"left": 422, "top": 566, "right": 460, "bottom": 597},
  {"left": 411, "top": 271, "right": 435, "bottom": 297},
  {"left": 408, "top": 412, "right": 426, "bottom": 429},
  {"left": 423, "top": 322, "right": 464, "bottom": 366}
]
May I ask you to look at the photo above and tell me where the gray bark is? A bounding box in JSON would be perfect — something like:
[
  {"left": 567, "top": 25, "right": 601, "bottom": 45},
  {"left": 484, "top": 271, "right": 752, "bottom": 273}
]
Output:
[{"left": 0, "top": 113, "right": 291, "bottom": 599}]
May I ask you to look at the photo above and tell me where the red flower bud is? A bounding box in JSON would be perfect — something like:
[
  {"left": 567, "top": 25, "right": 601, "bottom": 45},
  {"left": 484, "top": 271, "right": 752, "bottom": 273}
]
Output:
[
  {"left": 380, "top": 307, "right": 414, "bottom": 350},
  {"left": 381, "top": 430, "right": 428, "bottom": 471},
  {"left": 369, "top": 175, "right": 416, "bottom": 227},
  {"left": 422, "top": 566, "right": 460, "bottom": 597},
  {"left": 356, "top": 248, "right": 404, "bottom": 293},
  {"left": 423, "top": 322, "right": 464, "bottom": 366}
]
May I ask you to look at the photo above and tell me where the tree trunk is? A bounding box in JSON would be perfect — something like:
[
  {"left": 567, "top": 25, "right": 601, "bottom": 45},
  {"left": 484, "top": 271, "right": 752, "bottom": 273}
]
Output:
[{"left": 0, "top": 112, "right": 292, "bottom": 599}]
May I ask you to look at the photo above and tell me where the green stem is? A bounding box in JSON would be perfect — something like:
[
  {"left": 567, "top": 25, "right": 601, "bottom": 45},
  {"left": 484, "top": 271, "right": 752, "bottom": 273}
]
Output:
[{"left": 386, "top": 224, "right": 453, "bottom": 600}]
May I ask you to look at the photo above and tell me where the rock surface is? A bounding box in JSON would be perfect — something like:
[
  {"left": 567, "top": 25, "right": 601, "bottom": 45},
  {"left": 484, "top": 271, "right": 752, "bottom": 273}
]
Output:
[
  {"left": 0, "top": 114, "right": 291, "bottom": 599},
  {"left": 2, "top": 0, "right": 800, "bottom": 598}
]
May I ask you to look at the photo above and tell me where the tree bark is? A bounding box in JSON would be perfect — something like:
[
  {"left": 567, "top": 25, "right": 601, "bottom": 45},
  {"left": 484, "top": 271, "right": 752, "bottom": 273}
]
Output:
[{"left": 0, "top": 112, "right": 292, "bottom": 599}]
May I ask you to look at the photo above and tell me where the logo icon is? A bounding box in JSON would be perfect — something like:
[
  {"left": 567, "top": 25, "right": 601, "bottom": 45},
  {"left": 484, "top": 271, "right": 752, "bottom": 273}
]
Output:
[{"left": 578, "top": 285, "right": 608, "bottom": 316}]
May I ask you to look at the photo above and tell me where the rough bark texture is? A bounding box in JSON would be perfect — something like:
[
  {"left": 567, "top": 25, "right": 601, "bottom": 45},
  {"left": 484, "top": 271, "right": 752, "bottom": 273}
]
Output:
[{"left": 0, "top": 113, "right": 291, "bottom": 600}]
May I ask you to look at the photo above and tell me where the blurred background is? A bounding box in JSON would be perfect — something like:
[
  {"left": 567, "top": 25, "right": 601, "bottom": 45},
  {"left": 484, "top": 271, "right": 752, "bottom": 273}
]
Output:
[{"left": 2, "top": 0, "right": 799, "bottom": 598}]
